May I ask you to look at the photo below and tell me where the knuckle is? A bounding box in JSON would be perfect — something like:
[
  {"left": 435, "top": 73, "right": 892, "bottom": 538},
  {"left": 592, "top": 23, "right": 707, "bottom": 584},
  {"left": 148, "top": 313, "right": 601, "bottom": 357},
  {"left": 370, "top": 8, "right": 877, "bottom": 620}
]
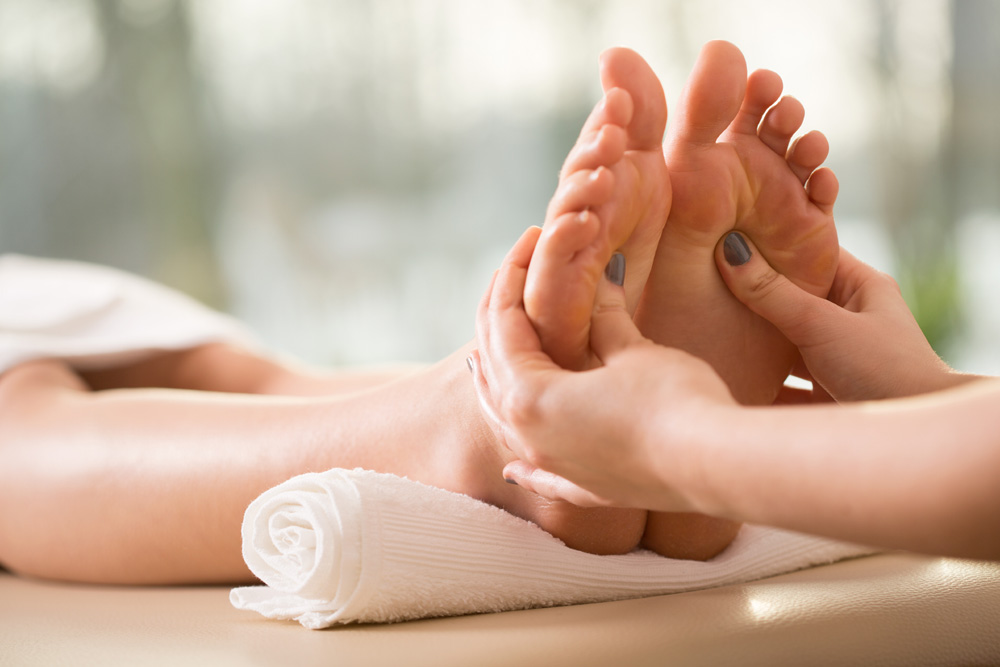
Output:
[
  {"left": 501, "top": 384, "right": 542, "bottom": 428},
  {"left": 522, "top": 448, "right": 552, "bottom": 471},
  {"left": 881, "top": 273, "right": 903, "bottom": 295},
  {"left": 746, "top": 266, "right": 785, "bottom": 301}
]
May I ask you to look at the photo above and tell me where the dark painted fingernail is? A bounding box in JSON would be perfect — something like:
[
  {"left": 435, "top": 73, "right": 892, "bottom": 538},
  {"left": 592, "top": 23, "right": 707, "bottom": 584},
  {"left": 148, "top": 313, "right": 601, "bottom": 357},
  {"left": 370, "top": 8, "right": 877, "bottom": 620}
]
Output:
[
  {"left": 604, "top": 252, "right": 626, "bottom": 286},
  {"left": 723, "top": 232, "right": 752, "bottom": 266},
  {"left": 466, "top": 356, "right": 474, "bottom": 373},
  {"left": 504, "top": 477, "right": 519, "bottom": 486}
]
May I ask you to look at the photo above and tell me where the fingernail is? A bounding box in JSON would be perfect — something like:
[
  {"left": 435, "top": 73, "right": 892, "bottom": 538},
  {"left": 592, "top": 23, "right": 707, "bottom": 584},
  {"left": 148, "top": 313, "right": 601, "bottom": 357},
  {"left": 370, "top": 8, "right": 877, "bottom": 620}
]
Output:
[
  {"left": 604, "top": 252, "right": 626, "bottom": 286},
  {"left": 466, "top": 356, "right": 474, "bottom": 373},
  {"left": 723, "top": 232, "right": 752, "bottom": 266},
  {"left": 504, "top": 477, "right": 519, "bottom": 486}
]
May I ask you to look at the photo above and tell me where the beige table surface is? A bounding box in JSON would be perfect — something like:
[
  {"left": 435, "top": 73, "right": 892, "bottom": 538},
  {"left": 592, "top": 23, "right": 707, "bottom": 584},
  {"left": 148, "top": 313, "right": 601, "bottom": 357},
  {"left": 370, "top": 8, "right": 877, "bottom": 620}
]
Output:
[{"left": 2, "top": 553, "right": 1000, "bottom": 667}]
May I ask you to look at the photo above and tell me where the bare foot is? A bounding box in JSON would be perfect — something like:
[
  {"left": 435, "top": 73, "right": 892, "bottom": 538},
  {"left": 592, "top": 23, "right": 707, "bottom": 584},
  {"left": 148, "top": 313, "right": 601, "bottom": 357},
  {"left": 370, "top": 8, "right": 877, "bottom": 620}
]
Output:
[
  {"left": 423, "top": 341, "right": 648, "bottom": 556},
  {"left": 635, "top": 41, "right": 840, "bottom": 559},
  {"left": 636, "top": 40, "right": 839, "bottom": 406},
  {"left": 523, "top": 47, "right": 670, "bottom": 370}
]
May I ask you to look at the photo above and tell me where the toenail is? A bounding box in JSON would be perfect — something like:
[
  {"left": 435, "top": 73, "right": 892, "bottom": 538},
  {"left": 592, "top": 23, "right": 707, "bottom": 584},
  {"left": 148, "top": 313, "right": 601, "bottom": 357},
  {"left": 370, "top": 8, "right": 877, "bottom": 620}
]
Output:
[
  {"left": 466, "top": 356, "right": 474, "bottom": 373},
  {"left": 604, "top": 252, "right": 626, "bottom": 286},
  {"left": 723, "top": 232, "right": 752, "bottom": 266}
]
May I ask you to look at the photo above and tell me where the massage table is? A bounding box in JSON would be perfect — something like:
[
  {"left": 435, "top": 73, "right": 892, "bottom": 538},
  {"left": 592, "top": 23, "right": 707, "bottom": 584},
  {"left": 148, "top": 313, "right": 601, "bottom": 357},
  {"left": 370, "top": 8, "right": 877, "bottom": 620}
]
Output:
[{"left": 3, "top": 553, "right": 999, "bottom": 666}]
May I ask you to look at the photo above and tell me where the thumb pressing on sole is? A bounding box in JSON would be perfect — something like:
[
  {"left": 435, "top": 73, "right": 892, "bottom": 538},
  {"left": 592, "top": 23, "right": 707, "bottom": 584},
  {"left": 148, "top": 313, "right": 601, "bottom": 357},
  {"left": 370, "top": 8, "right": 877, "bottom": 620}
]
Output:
[{"left": 715, "top": 231, "right": 832, "bottom": 347}]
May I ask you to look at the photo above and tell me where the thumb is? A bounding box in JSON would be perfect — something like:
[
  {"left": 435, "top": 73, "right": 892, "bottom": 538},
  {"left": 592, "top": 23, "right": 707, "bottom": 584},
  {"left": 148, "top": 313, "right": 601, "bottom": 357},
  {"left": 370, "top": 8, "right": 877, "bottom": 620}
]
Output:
[
  {"left": 590, "top": 252, "right": 647, "bottom": 360},
  {"left": 715, "top": 231, "right": 833, "bottom": 345},
  {"left": 502, "top": 461, "right": 615, "bottom": 507}
]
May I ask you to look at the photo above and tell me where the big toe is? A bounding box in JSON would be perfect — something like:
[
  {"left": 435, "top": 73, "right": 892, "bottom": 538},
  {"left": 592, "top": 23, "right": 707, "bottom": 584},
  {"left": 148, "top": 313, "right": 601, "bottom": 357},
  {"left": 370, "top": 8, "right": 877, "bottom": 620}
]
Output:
[
  {"left": 667, "top": 40, "right": 747, "bottom": 148},
  {"left": 599, "top": 47, "right": 667, "bottom": 151}
]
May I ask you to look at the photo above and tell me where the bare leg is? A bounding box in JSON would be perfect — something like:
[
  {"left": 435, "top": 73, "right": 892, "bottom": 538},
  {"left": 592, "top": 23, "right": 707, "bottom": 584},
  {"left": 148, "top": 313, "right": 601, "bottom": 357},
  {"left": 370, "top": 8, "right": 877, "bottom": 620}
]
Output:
[
  {"left": 0, "top": 347, "right": 646, "bottom": 585},
  {"left": 79, "top": 342, "right": 420, "bottom": 397},
  {"left": 636, "top": 41, "right": 839, "bottom": 558}
]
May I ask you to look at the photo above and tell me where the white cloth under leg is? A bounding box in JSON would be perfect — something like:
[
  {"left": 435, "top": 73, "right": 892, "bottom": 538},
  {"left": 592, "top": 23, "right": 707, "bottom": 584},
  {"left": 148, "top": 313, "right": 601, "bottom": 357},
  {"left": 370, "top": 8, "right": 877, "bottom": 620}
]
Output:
[
  {"left": 0, "top": 254, "right": 258, "bottom": 373},
  {"left": 230, "top": 468, "right": 879, "bottom": 628}
]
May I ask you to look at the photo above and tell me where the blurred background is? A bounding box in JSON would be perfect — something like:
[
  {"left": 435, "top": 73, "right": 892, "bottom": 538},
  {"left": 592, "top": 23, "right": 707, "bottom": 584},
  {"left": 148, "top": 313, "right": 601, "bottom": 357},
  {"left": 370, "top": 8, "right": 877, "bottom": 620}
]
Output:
[{"left": 1, "top": 0, "right": 998, "bottom": 371}]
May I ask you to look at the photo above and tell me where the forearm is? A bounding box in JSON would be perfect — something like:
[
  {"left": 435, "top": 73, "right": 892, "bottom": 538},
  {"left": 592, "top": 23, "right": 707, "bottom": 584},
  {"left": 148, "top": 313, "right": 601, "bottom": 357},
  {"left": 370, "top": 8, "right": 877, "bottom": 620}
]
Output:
[{"left": 673, "top": 379, "right": 1000, "bottom": 559}]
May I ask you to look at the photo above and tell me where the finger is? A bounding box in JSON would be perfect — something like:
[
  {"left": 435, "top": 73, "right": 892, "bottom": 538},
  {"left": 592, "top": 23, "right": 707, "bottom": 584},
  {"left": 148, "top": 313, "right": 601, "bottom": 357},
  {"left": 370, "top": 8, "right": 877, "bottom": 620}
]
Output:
[
  {"left": 502, "top": 461, "right": 616, "bottom": 507},
  {"left": 827, "top": 246, "right": 901, "bottom": 311},
  {"left": 469, "top": 349, "right": 517, "bottom": 455},
  {"left": 774, "top": 384, "right": 814, "bottom": 405},
  {"left": 486, "top": 228, "right": 558, "bottom": 389},
  {"left": 715, "top": 231, "right": 838, "bottom": 346},
  {"left": 476, "top": 269, "right": 499, "bottom": 351},
  {"left": 589, "top": 253, "right": 649, "bottom": 361},
  {"left": 476, "top": 227, "right": 543, "bottom": 395}
]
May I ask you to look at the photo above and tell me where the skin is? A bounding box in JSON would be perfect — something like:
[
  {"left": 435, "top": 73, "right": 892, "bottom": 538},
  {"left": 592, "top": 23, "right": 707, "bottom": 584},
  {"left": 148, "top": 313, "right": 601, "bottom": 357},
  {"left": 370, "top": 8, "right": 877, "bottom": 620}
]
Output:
[
  {"left": 519, "top": 40, "right": 842, "bottom": 558},
  {"left": 0, "top": 341, "right": 650, "bottom": 585},
  {"left": 472, "top": 226, "right": 1000, "bottom": 560}
]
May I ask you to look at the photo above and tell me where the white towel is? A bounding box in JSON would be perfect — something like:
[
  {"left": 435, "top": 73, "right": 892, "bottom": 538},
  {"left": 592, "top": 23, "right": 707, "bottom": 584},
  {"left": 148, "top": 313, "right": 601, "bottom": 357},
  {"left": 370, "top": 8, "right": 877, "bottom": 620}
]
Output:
[
  {"left": 0, "top": 254, "right": 257, "bottom": 374},
  {"left": 230, "top": 468, "right": 879, "bottom": 628}
]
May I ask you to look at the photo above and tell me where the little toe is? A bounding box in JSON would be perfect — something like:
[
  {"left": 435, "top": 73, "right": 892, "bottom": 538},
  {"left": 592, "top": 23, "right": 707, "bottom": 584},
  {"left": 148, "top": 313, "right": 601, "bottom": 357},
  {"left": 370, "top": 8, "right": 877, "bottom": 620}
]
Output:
[
  {"left": 758, "top": 96, "right": 805, "bottom": 156},
  {"left": 525, "top": 208, "right": 605, "bottom": 370},
  {"left": 599, "top": 47, "right": 667, "bottom": 151},
  {"left": 668, "top": 40, "right": 747, "bottom": 147},
  {"left": 546, "top": 166, "right": 615, "bottom": 220},
  {"left": 805, "top": 167, "right": 839, "bottom": 213},
  {"left": 560, "top": 124, "right": 628, "bottom": 180},
  {"left": 729, "top": 69, "right": 783, "bottom": 137},
  {"left": 786, "top": 130, "right": 830, "bottom": 184}
]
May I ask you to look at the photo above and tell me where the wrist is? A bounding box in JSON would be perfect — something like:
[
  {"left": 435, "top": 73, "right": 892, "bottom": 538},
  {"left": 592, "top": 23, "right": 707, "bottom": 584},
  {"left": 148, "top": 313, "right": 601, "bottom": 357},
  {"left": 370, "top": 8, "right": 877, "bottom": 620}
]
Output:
[
  {"left": 905, "top": 360, "right": 977, "bottom": 397},
  {"left": 645, "top": 396, "right": 745, "bottom": 517}
]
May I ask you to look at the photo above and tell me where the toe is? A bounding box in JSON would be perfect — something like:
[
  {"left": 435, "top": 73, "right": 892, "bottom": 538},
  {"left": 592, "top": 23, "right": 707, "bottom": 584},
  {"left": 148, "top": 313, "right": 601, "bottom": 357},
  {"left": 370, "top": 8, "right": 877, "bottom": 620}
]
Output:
[
  {"left": 546, "top": 166, "right": 615, "bottom": 220},
  {"left": 575, "top": 86, "right": 634, "bottom": 145},
  {"left": 787, "top": 130, "right": 830, "bottom": 184},
  {"left": 599, "top": 47, "right": 667, "bottom": 151},
  {"left": 540, "top": 209, "right": 603, "bottom": 261},
  {"left": 729, "top": 69, "right": 783, "bottom": 137},
  {"left": 806, "top": 167, "right": 839, "bottom": 214},
  {"left": 560, "top": 124, "right": 627, "bottom": 179},
  {"left": 667, "top": 40, "right": 747, "bottom": 148},
  {"left": 757, "top": 96, "right": 805, "bottom": 155}
]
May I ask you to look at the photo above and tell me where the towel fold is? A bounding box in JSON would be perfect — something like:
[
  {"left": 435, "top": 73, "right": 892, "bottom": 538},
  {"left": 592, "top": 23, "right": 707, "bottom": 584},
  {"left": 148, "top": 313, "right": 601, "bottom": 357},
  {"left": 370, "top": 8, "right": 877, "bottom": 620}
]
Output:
[
  {"left": 0, "top": 254, "right": 257, "bottom": 374},
  {"left": 230, "top": 468, "right": 879, "bottom": 628}
]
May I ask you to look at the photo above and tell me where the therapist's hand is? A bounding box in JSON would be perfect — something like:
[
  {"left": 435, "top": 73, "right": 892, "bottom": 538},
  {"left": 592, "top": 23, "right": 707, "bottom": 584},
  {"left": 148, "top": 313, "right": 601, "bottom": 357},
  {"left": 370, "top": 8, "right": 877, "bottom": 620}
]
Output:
[
  {"left": 716, "top": 233, "right": 973, "bottom": 402},
  {"left": 472, "top": 226, "right": 736, "bottom": 509}
]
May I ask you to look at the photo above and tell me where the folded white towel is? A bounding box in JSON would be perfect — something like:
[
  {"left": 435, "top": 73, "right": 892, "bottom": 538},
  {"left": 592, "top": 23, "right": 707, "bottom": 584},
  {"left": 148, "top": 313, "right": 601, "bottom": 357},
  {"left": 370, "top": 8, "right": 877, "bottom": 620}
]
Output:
[
  {"left": 0, "top": 254, "right": 257, "bottom": 374},
  {"left": 230, "top": 468, "right": 879, "bottom": 628}
]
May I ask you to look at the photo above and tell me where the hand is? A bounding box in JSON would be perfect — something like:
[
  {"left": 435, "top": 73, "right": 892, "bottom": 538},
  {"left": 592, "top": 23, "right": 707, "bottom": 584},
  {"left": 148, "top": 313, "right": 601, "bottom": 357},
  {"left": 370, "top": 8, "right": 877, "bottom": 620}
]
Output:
[
  {"left": 716, "top": 233, "right": 967, "bottom": 401},
  {"left": 472, "top": 226, "right": 736, "bottom": 509}
]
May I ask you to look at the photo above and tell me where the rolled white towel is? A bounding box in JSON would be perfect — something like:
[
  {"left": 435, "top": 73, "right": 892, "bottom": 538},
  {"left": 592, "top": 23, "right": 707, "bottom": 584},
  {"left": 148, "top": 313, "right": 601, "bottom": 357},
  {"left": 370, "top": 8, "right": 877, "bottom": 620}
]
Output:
[
  {"left": 230, "top": 468, "right": 879, "bottom": 628},
  {"left": 0, "top": 254, "right": 258, "bottom": 374}
]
